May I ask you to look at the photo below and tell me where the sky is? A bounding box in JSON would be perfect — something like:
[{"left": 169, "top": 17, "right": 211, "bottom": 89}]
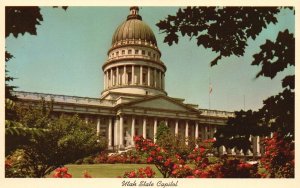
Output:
[{"left": 6, "top": 7, "right": 295, "bottom": 112}]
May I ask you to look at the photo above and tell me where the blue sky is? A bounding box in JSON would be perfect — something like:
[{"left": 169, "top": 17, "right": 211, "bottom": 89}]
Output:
[{"left": 6, "top": 7, "right": 295, "bottom": 112}]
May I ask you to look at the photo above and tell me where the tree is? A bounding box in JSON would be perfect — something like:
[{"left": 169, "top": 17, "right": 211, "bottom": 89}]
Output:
[
  {"left": 157, "top": 7, "right": 294, "bottom": 150},
  {"left": 5, "top": 6, "right": 68, "bottom": 153},
  {"left": 6, "top": 100, "right": 106, "bottom": 177}
]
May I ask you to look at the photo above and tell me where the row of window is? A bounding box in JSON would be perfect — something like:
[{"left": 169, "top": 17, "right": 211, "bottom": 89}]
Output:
[{"left": 110, "top": 49, "right": 158, "bottom": 59}]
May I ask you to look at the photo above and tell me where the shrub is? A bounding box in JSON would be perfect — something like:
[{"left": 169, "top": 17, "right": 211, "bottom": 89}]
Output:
[
  {"left": 82, "top": 156, "right": 95, "bottom": 164},
  {"left": 134, "top": 135, "right": 260, "bottom": 178},
  {"left": 260, "top": 132, "right": 294, "bottom": 178},
  {"left": 52, "top": 167, "right": 92, "bottom": 178},
  {"left": 121, "top": 166, "right": 155, "bottom": 178},
  {"left": 52, "top": 167, "right": 72, "bottom": 178}
]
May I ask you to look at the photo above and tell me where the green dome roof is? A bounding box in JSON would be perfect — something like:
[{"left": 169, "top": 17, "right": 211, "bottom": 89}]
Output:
[{"left": 111, "top": 8, "right": 157, "bottom": 46}]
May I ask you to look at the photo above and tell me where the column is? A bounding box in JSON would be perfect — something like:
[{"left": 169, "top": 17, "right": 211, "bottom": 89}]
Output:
[
  {"left": 110, "top": 69, "right": 113, "bottom": 86},
  {"left": 162, "top": 73, "right": 165, "bottom": 89},
  {"left": 185, "top": 121, "right": 189, "bottom": 145},
  {"left": 85, "top": 117, "right": 89, "bottom": 124},
  {"left": 119, "top": 116, "right": 124, "bottom": 149},
  {"left": 175, "top": 120, "right": 179, "bottom": 136},
  {"left": 111, "top": 69, "right": 115, "bottom": 86},
  {"left": 123, "top": 66, "right": 127, "bottom": 85},
  {"left": 253, "top": 136, "right": 261, "bottom": 156},
  {"left": 103, "top": 74, "right": 106, "bottom": 89},
  {"left": 106, "top": 71, "right": 109, "bottom": 88},
  {"left": 116, "top": 67, "right": 119, "bottom": 85},
  {"left": 131, "top": 65, "right": 135, "bottom": 85},
  {"left": 131, "top": 117, "right": 135, "bottom": 146},
  {"left": 154, "top": 69, "right": 157, "bottom": 87},
  {"left": 219, "top": 146, "right": 226, "bottom": 155},
  {"left": 195, "top": 122, "right": 199, "bottom": 139},
  {"left": 140, "top": 66, "right": 143, "bottom": 84},
  {"left": 247, "top": 135, "right": 253, "bottom": 156},
  {"left": 96, "top": 118, "right": 100, "bottom": 137},
  {"left": 158, "top": 71, "right": 161, "bottom": 88},
  {"left": 154, "top": 118, "right": 157, "bottom": 143},
  {"left": 114, "top": 118, "right": 119, "bottom": 147},
  {"left": 165, "top": 119, "right": 168, "bottom": 127},
  {"left": 143, "top": 117, "right": 146, "bottom": 139},
  {"left": 147, "top": 67, "right": 151, "bottom": 86},
  {"left": 108, "top": 118, "right": 112, "bottom": 149}
]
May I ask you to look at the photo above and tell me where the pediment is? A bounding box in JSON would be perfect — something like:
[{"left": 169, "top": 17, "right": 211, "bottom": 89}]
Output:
[{"left": 126, "top": 96, "right": 198, "bottom": 112}]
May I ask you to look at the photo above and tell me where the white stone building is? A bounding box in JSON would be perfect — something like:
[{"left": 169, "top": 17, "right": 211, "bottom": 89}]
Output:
[{"left": 14, "top": 7, "right": 260, "bottom": 155}]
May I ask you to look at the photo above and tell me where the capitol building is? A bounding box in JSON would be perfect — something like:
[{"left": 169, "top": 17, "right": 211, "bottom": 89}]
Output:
[{"left": 14, "top": 7, "right": 261, "bottom": 156}]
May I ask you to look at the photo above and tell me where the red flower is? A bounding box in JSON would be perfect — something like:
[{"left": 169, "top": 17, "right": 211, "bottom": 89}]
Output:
[
  {"left": 187, "top": 176, "right": 195, "bottom": 178},
  {"left": 200, "top": 171, "right": 209, "bottom": 178},
  {"left": 157, "top": 155, "right": 163, "bottom": 161},
  {"left": 129, "top": 171, "right": 136, "bottom": 178},
  {"left": 199, "top": 147, "right": 206, "bottom": 153},
  {"left": 164, "top": 159, "right": 171, "bottom": 167},
  {"left": 150, "top": 150, "right": 156, "bottom": 156},
  {"left": 147, "top": 157, "right": 153, "bottom": 163},
  {"left": 63, "top": 173, "right": 72, "bottom": 178},
  {"left": 173, "top": 164, "right": 179, "bottom": 169},
  {"left": 194, "top": 169, "right": 201, "bottom": 176},
  {"left": 172, "top": 169, "right": 178, "bottom": 175}
]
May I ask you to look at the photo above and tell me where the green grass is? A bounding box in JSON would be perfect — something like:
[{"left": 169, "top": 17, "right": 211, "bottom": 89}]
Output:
[{"left": 49, "top": 164, "right": 163, "bottom": 178}]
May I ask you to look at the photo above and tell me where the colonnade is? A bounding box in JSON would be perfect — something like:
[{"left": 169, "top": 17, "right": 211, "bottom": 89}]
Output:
[
  {"left": 88, "top": 115, "right": 262, "bottom": 156},
  {"left": 104, "top": 65, "right": 165, "bottom": 90}
]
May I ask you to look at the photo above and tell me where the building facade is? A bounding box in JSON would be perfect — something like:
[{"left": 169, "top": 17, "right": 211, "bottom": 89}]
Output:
[{"left": 14, "top": 7, "right": 261, "bottom": 156}]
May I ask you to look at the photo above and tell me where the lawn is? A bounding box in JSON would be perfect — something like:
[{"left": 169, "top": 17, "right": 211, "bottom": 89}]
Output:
[{"left": 49, "top": 164, "right": 163, "bottom": 178}]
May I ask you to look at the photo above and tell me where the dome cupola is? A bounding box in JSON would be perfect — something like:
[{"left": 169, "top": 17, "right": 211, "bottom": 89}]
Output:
[
  {"left": 111, "top": 7, "right": 157, "bottom": 47},
  {"left": 101, "top": 7, "right": 167, "bottom": 99}
]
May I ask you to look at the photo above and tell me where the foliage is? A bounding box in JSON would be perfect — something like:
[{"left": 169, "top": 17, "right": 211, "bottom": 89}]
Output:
[
  {"left": 52, "top": 167, "right": 72, "bottom": 178},
  {"left": 5, "top": 149, "right": 35, "bottom": 178},
  {"left": 156, "top": 7, "right": 288, "bottom": 66},
  {"left": 155, "top": 122, "right": 170, "bottom": 141},
  {"left": 5, "top": 100, "right": 107, "bottom": 177},
  {"left": 260, "top": 132, "right": 294, "bottom": 178},
  {"left": 5, "top": 6, "right": 68, "bottom": 155},
  {"left": 158, "top": 7, "right": 295, "bottom": 152},
  {"left": 155, "top": 122, "right": 195, "bottom": 159},
  {"left": 135, "top": 136, "right": 182, "bottom": 178},
  {"left": 252, "top": 29, "right": 294, "bottom": 79},
  {"left": 51, "top": 167, "right": 92, "bottom": 178},
  {"left": 134, "top": 135, "right": 260, "bottom": 178},
  {"left": 121, "top": 166, "right": 156, "bottom": 178}
]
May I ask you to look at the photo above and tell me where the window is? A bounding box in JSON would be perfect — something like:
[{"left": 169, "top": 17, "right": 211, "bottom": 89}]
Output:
[
  {"left": 122, "top": 50, "right": 125, "bottom": 55},
  {"left": 153, "top": 54, "right": 156, "bottom": 58},
  {"left": 142, "top": 50, "right": 145, "bottom": 55},
  {"left": 148, "top": 51, "right": 151, "bottom": 56},
  {"left": 135, "top": 49, "right": 139, "bottom": 54},
  {"left": 128, "top": 49, "right": 132, "bottom": 54},
  {"left": 112, "top": 53, "right": 114, "bottom": 57},
  {"left": 116, "top": 51, "right": 119, "bottom": 56}
]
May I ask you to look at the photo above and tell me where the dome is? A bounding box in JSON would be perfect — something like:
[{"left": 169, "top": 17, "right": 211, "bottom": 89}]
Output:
[{"left": 111, "top": 7, "right": 157, "bottom": 46}]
